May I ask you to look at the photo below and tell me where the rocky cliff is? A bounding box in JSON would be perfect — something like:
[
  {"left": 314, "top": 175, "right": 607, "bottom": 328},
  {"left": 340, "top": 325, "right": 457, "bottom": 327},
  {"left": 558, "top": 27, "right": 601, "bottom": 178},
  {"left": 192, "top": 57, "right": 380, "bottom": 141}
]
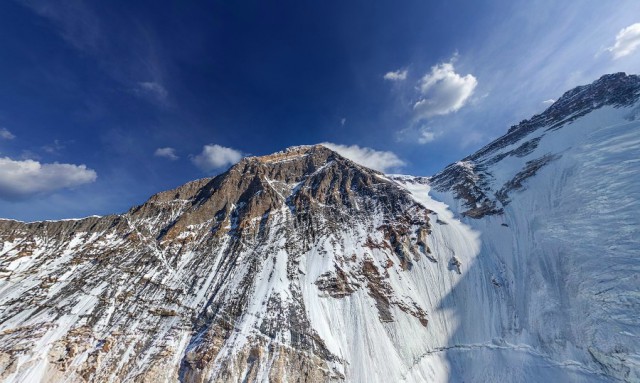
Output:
[{"left": 1, "top": 73, "right": 639, "bottom": 382}]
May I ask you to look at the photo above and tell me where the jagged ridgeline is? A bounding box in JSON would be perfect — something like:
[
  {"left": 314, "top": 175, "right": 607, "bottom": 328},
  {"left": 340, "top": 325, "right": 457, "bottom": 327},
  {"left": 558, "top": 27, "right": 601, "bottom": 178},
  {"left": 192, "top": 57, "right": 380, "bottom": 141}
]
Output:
[
  {"left": 1, "top": 73, "right": 639, "bottom": 383},
  {"left": 431, "top": 72, "right": 640, "bottom": 218},
  {"left": 0, "top": 145, "right": 438, "bottom": 382}
]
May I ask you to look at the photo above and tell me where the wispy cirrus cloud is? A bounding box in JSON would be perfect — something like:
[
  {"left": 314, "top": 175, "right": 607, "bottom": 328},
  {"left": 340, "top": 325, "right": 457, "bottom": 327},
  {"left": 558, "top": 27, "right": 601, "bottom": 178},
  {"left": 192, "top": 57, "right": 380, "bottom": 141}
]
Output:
[
  {"left": 192, "top": 144, "right": 243, "bottom": 172},
  {"left": 19, "top": 0, "right": 103, "bottom": 51},
  {"left": 42, "top": 139, "right": 65, "bottom": 154},
  {"left": 20, "top": 0, "right": 170, "bottom": 104},
  {"left": 417, "top": 128, "right": 437, "bottom": 144},
  {"left": 607, "top": 23, "right": 640, "bottom": 59},
  {"left": 396, "top": 125, "right": 441, "bottom": 145},
  {"left": 320, "top": 142, "right": 405, "bottom": 173},
  {"left": 135, "top": 81, "right": 169, "bottom": 102},
  {"left": 0, "top": 157, "right": 97, "bottom": 201}
]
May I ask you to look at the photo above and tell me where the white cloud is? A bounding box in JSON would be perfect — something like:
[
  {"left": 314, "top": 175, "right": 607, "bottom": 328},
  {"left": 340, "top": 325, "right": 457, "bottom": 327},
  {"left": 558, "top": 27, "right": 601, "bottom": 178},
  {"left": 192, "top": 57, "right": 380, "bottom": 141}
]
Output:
[
  {"left": 396, "top": 126, "right": 440, "bottom": 145},
  {"left": 0, "top": 128, "right": 15, "bottom": 140},
  {"left": 384, "top": 69, "right": 408, "bottom": 81},
  {"left": 154, "top": 147, "right": 178, "bottom": 160},
  {"left": 413, "top": 60, "right": 477, "bottom": 119},
  {"left": 192, "top": 144, "right": 243, "bottom": 172},
  {"left": 418, "top": 129, "right": 437, "bottom": 144},
  {"left": 607, "top": 23, "right": 640, "bottom": 59},
  {"left": 542, "top": 99, "right": 556, "bottom": 105},
  {"left": 20, "top": 1, "right": 102, "bottom": 52},
  {"left": 340, "top": 118, "right": 346, "bottom": 126},
  {"left": 136, "top": 81, "right": 168, "bottom": 101},
  {"left": 0, "top": 157, "right": 97, "bottom": 201},
  {"left": 320, "top": 142, "right": 405, "bottom": 173}
]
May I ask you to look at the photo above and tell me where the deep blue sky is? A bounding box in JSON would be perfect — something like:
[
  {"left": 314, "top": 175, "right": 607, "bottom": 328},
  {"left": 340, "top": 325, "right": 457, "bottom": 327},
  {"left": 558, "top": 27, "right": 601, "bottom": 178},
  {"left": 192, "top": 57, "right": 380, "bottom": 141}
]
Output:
[{"left": 0, "top": 0, "right": 639, "bottom": 221}]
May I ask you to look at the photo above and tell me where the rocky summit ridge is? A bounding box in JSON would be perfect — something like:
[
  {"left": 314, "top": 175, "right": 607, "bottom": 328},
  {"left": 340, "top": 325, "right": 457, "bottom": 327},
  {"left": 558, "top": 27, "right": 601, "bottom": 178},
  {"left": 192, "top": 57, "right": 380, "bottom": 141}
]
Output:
[
  {"left": 0, "top": 144, "right": 437, "bottom": 382},
  {"left": 430, "top": 72, "right": 640, "bottom": 218},
  {"left": 1, "top": 73, "right": 640, "bottom": 382}
]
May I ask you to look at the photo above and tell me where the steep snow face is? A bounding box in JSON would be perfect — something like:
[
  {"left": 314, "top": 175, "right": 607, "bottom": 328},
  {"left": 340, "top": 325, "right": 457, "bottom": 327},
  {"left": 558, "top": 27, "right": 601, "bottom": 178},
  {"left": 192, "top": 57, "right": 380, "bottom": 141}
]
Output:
[
  {"left": 0, "top": 145, "right": 483, "bottom": 382},
  {"left": 424, "top": 83, "right": 640, "bottom": 380},
  {"left": 0, "top": 74, "right": 639, "bottom": 383},
  {"left": 297, "top": 176, "right": 482, "bottom": 382},
  {"left": 393, "top": 180, "right": 611, "bottom": 383}
]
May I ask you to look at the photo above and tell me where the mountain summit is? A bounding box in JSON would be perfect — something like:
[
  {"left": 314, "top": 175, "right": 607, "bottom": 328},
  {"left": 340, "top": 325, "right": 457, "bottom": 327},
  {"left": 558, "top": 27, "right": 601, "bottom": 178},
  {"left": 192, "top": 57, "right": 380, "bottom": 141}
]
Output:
[
  {"left": 1, "top": 73, "right": 639, "bottom": 382},
  {"left": 0, "top": 144, "right": 441, "bottom": 382}
]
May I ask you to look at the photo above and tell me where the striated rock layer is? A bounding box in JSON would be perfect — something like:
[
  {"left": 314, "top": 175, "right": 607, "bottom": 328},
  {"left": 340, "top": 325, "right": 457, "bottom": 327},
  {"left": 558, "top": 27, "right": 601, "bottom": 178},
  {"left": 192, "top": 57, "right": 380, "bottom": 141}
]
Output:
[
  {"left": 0, "top": 145, "right": 447, "bottom": 382},
  {"left": 1, "top": 73, "right": 640, "bottom": 382}
]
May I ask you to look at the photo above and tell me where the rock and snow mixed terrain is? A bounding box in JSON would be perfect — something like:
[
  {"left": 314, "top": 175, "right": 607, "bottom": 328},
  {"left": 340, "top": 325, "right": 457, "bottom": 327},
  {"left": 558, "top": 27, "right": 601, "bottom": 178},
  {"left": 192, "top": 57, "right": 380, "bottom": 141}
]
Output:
[{"left": 0, "top": 73, "right": 639, "bottom": 382}]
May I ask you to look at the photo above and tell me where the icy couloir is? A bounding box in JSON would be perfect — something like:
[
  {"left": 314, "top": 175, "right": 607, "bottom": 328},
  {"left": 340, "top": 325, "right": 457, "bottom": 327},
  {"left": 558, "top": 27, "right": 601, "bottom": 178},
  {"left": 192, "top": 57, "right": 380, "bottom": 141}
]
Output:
[{"left": 1, "top": 73, "right": 639, "bottom": 382}]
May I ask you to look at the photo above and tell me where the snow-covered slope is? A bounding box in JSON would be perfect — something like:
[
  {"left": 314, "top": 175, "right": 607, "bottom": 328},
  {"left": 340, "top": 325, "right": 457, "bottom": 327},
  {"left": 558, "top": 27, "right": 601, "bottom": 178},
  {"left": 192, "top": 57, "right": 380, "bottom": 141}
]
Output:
[
  {"left": 0, "top": 146, "right": 475, "bottom": 382},
  {"left": 422, "top": 72, "right": 640, "bottom": 382},
  {"left": 0, "top": 73, "right": 639, "bottom": 382}
]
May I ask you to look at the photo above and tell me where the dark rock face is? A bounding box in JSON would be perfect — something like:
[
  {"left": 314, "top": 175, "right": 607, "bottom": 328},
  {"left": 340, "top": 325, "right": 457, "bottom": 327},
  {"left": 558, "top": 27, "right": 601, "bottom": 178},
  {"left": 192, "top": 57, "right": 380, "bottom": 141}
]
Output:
[
  {"left": 430, "top": 73, "right": 640, "bottom": 218},
  {"left": 0, "top": 145, "right": 434, "bottom": 382},
  {"left": 429, "top": 161, "right": 503, "bottom": 218},
  {"left": 1, "top": 73, "right": 639, "bottom": 382},
  {"left": 495, "top": 154, "right": 561, "bottom": 206}
]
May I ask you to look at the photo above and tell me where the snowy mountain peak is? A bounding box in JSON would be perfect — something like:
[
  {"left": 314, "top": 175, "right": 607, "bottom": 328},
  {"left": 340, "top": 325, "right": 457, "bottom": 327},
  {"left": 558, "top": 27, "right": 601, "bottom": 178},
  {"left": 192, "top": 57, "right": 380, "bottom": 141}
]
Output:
[
  {"left": 469, "top": 72, "right": 640, "bottom": 163},
  {"left": 0, "top": 142, "right": 447, "bottom": 382},
  {"left": 133, "top": 143, "right": 399, "bottom": 244},
  {"left": 246, "top": 144, "right": 331, "bottom": 164},
  {"left": 431, "top": 72, "right": 640, "bottom": 218},
  {"left": 1, "top": 74, "right": 639, "bottom": 382},
  {"left": 425, "top": 74, "right": 640, "bottom": 381}
]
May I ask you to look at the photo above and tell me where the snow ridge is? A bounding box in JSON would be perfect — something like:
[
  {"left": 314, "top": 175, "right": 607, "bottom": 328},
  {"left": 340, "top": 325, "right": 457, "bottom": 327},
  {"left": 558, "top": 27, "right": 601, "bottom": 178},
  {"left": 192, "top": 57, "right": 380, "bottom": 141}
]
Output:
[{"left": 0, "top": 73, "right": 639, "bottom": 382}]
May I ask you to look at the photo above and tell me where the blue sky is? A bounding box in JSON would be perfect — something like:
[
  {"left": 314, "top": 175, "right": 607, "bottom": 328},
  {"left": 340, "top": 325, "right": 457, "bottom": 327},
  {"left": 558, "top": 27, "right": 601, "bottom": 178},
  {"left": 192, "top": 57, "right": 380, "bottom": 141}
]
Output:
[{"left": 0, "top": 0, "right": 639, "bottom": 221}]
